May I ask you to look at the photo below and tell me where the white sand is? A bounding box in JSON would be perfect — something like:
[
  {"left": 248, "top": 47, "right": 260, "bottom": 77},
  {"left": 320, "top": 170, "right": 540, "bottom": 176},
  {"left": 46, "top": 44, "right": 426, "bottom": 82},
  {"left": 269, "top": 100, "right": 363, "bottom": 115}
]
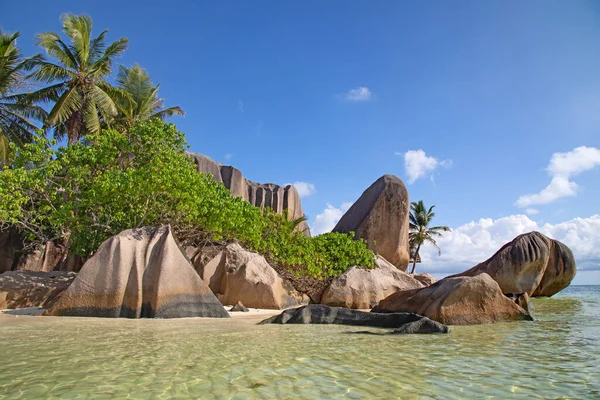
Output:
[{"left": 0, "top": 307, "right": 282, "bottom": 319}]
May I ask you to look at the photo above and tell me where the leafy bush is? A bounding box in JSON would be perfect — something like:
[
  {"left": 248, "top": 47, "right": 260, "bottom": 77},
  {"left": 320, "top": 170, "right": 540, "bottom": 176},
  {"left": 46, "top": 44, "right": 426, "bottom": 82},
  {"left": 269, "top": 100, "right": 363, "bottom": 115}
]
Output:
[{"left": 0, "top": 119, "right": 375, "bottom": 278}]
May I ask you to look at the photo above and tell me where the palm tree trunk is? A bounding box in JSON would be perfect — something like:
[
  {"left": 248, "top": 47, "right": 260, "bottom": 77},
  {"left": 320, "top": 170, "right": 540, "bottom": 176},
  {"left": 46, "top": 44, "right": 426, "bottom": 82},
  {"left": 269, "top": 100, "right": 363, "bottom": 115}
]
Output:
[
  {"left": 410, "top": 244, "right": 421, "bottom": 274},
  {"left": 67, "top": 110, "right": 83, "bottom": 145}
]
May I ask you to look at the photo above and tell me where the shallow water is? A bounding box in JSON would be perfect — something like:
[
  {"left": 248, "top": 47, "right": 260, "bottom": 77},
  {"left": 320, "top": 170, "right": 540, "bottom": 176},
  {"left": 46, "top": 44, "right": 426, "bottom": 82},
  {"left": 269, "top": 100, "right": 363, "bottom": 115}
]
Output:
[{"left": 1, "top": 286, "right": 599, "bottom": 399}]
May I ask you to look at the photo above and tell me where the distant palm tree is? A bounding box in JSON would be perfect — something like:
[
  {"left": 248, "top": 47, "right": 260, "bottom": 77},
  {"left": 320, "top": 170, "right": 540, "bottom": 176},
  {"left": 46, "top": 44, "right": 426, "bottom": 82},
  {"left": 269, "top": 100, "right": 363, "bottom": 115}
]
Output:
[
  {"left": 28, "top": 14, "right": 128, "bottom": 144},
  {"left": 282, "top": 209, "right": 308, "bottom": 233},
  {"left": 409, "top": 200, "right": 450, "bottom": 274},
  {"left": 108, "top": 64, "right": 184, "bottom": 131},
  {"left": 0, "top": 31, "right": 46, "bottom": 162}
]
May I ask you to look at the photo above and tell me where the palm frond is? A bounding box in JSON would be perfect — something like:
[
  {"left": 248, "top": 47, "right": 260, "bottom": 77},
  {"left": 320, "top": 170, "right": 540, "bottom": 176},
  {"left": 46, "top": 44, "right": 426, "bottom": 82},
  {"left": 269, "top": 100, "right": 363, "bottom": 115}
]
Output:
[
  {"left": 149, "top": 106, "right": 185, "bottom": 120},
  {"left": 47, "top": 86, "right": 82, "bottom": 126}
]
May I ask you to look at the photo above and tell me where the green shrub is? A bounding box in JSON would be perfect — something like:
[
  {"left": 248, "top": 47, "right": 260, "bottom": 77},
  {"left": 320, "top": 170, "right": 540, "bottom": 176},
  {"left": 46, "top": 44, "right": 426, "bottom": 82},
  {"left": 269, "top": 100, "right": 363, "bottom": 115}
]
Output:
[{"left": 0, "top": 119, "right": 375, "bottom": 278}]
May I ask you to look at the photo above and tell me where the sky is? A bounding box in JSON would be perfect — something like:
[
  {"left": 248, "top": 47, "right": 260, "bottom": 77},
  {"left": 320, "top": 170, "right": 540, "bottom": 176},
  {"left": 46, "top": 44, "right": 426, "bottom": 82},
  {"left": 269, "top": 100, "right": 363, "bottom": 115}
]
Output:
[{"left": 3, "top": 1, "right": 600, "bottom": 284}]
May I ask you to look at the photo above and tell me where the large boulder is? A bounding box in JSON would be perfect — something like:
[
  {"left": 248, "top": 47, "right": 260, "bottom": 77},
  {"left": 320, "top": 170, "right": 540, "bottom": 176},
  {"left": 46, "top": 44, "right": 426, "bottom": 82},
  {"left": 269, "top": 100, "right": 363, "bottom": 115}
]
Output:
[
  {"left": 187, "top": 242, "right": 309, "bottom": 309},
  {"left": 259, "top": 304, "right": 449, "bottom": 334},
  {"left": 45, "top": 226, "right": 229, "bottom": 318},
  {"left": 372, "top": 273, "right": 533, "bottom": 325},
  {"left": 320, "top": 257, "right": 424, "bottom": 309},
  {"left": 187, "top": 152, "right": 310, "bottom": 236},
  {"left": 333, "top": 175, "right": 410, "bottom": 270},
  {"left": 455, "top": 232, "right": 576, "bottom": 297},
  {"left": 0, "top": 271, "right": 76, "bottom": 309}
]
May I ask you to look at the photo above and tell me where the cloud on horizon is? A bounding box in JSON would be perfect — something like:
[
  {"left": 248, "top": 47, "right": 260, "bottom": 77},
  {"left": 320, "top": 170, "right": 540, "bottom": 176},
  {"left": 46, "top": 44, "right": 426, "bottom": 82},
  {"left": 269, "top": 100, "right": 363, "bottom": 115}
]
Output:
[
  {"left": 515, "top": 146, "right": 600, "bottom": 208},
  {"left": 419, "top": 214, "right": 600, "bottom": 276},
  {"left": 398, "top": 149, "right": 452, "bottom": 184}
]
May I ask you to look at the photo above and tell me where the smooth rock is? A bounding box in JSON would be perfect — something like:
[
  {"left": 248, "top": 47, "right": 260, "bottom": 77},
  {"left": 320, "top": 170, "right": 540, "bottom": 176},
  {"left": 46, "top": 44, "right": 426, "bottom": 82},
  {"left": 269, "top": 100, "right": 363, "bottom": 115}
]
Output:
[
  {"left": 45, "top": 226, "right": 229, "bottom": 318},
  {"left": 412, "top": 273, "right": 436, "bottom": 286},
  {"left": 188, "top": 242, "right": 309, "bottom": 309},
  {"left": 0, "top": 271, "right": 76, "bottom": 309},
  {"left": 320, "top": 256, "right": 424, "bottom": 309},
  {"left": 188, "top": 152, "right": 310, "bottom": 236},
  {"left": 333, "top": 175, "right": 410, "bottom": 270},
  {"left": 259, "top": 304, "right": 449, "bottom": 334},
  {"left": 455, "top": 232, "right": 576, "bottom": 297},
  {"left": 372, "top": 273, "right": 533, "bottom": 325}
]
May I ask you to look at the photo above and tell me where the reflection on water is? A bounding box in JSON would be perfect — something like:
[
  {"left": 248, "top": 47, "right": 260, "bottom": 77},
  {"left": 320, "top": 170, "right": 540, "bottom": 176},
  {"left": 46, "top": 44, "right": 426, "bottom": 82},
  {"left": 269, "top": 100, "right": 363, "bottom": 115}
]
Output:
[{"left": 1, "top": 286, "right": 599, "bottom": 399}]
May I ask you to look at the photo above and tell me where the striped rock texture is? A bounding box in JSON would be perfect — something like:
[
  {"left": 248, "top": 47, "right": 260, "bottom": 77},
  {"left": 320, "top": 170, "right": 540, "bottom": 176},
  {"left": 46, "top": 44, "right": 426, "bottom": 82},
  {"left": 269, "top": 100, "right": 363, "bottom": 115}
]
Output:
[
  {"left": 188, "top": 152, "right": 310, "bottom": 236},
  {"left": 454, "top": 231, "right": 576, "bottom": 297},
  {"left": 45, "top": 226, "right": 229, "bottom": 318}
]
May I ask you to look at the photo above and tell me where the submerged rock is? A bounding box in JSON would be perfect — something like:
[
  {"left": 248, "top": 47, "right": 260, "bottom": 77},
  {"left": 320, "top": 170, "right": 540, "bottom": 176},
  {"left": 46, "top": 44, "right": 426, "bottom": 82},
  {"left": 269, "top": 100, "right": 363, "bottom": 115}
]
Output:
[
  {"left": 373, "top": 273, "right": 533, "bottom": 325},
  {"left": 187, "top": 242, "right": 309, "bottom": 310},
  {"left": 455, "top": 232, "right": 576, "bottom": 297},
  {"left": 0, "top": 271, "right": 76, "bottom": 309},
  {"left": 259, "top": 304, "right": 449, "bottom": 334},
  {"left": 188, "top": 152, "right": 310, "bottom": 236},
  {"left": 45, "top": 226, "right": 229, "bottom": 318},
  {"left": 333, "top": 175, "right": 410, "bottom": 270},
  {"left": 320, "top": 256, "right": 423, "bottom": 309}
]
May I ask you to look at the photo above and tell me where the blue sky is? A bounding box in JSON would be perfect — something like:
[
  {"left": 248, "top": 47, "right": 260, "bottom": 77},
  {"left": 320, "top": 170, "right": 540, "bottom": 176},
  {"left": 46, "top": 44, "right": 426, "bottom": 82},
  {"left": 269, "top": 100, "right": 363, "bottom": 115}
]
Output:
[{"left": 3, "top": 1, "right": 600, "bottom": 283}]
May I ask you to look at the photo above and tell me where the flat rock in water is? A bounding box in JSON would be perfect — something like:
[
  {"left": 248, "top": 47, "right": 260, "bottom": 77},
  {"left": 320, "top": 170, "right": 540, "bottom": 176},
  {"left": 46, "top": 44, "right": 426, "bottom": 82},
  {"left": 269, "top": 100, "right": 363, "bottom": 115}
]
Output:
[{"left": 259, "top": 304, "right": 449, "bottom": 334}]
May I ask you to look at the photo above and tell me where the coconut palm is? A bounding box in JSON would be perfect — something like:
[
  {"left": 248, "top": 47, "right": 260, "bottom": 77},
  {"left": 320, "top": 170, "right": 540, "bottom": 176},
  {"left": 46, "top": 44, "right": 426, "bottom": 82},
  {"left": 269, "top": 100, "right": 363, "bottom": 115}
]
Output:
[
  {"left": 409, "top": 200, "right": 450, "bottom": 274},
  {"left": 0, "top": 31, "right": 46, "bottom": 162},
  {"left": 108, "top": 64, "right": 183, "bottom": 131},
  {"left": 28, "top": 14, "right": 128, "bottom": 144}
]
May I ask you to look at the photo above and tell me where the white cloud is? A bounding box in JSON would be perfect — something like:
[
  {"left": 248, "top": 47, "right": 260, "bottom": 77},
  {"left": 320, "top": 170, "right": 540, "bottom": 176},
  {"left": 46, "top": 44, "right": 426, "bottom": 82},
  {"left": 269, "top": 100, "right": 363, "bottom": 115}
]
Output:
[
  {"left": 398, "top": 149, "right": 452, "bottom": 184},
  {"left": 515, "top": 146, "right": 600, "bottom": 208},
  {"left": 515, "top": 177, "right": 578, "bottom": 208},
  {"left": 525, "top": 208, "right": 540, "bottom": 215},
  {"left": 287, "top": 181, "right": 316, "bottom": 198},
  {"left": 310, "top": 202, "right": 353, "bottom": 235},
  {"left": 418, "top": 214, "right": 600, "bottom": 276},
  {"left": 345, "top": 86, "right": 374, "bottom": 102},
  {"left": 547, "top": 146, "right": 600, "bottom": 177}
]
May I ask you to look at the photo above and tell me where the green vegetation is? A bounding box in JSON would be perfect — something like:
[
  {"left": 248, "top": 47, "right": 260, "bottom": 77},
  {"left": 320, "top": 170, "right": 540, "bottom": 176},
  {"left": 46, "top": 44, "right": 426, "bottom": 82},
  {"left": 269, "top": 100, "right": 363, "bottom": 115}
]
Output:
[
  {"left": 0, "top": 14, "right": 374, "bottom": 279},
  {"left": 0, "top": 119, "right": 375, "bottom": 279},
  {"left": 0, "top": 30, "right": 45, "bottom": 163},
  {"left": 110, "top": 65, "right": 184, "bottom": 132},
  {"left": 28, "top": 14, "right": 129, "bottom": 143},
  {"left": 409, "top": 200, "right": 450, "bottom": 274}
]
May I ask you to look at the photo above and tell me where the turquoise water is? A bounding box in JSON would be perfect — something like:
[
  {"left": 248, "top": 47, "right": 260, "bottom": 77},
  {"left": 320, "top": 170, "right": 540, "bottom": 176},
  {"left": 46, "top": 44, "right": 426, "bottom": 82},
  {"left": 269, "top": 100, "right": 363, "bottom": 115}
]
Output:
[{"left": 0, "top": 285, "right": 599, "bottom": 399}]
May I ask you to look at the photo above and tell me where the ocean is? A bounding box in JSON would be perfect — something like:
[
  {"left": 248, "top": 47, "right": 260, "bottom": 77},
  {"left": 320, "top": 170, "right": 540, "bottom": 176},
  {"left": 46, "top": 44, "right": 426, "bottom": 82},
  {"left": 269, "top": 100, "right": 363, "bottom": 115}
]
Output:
[{"left": 0, "top": 285, "right": 599, "bottom": 399}]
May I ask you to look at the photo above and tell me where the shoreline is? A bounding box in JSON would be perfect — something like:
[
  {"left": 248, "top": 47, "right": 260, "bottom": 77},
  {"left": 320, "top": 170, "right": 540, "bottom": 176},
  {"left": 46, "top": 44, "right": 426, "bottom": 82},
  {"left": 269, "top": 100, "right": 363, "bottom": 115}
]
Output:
[{"left": 0, "top": 306, "right": 282, "bottom": 320}]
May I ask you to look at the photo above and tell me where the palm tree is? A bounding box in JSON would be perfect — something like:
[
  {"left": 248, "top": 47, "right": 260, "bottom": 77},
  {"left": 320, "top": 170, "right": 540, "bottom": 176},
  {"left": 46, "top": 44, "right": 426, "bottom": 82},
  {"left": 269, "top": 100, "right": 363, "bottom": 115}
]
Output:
[
  {"left": 108, "top": 64, "right": 183, "bottom": 131},
  {"left": 409, "top": 200, "right": 450, "bottom": 274},
  {"left": 28, "top": 14, "right": 128, "bottom": 144},
  {"left": 0, "top": 31, "right": 46, "bottom": 162}
]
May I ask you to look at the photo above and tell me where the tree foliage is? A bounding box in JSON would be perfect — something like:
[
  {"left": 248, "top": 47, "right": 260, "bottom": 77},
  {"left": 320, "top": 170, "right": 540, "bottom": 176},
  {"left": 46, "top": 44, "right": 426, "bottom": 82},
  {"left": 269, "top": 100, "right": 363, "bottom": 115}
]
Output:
[
  {"left": 0, "top": 119, "right": 374, "bottom": 278},
  {"left": 409, "top": 200, "right": 450, "bottom": 274},
  {"left": 0, "top": 30, "right": 46, "bottom": 163},
  {"left": 108, "top": 64, "right": 184, "bottom": 131},
  {"left": 28, "top": 14, "right": 128, "bottom": 144}
]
